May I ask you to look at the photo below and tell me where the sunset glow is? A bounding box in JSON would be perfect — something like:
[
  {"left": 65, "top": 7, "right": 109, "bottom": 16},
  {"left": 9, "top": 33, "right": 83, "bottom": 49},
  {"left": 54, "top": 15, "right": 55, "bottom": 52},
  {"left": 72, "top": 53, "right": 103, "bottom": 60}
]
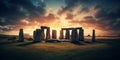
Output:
[{"left": 0, "top": 0, "right": 120, "bottom": 36}]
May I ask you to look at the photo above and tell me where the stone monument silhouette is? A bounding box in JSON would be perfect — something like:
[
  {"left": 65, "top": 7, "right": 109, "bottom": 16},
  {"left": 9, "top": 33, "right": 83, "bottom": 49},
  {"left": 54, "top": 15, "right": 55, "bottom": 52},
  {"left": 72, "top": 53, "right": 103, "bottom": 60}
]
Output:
[
  {"left": 18, "top": 29, "right": 24, "bottom": 42},
  {"left": 92, "top": 29, "right": 96, "bottom": 42}
]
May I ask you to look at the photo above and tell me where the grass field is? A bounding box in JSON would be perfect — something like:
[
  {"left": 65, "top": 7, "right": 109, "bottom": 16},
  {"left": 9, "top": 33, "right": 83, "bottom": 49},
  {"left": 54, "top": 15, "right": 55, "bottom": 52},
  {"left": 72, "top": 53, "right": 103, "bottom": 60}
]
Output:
[{"left": 0, "top": 36, "right": 120, "bottom": 60}]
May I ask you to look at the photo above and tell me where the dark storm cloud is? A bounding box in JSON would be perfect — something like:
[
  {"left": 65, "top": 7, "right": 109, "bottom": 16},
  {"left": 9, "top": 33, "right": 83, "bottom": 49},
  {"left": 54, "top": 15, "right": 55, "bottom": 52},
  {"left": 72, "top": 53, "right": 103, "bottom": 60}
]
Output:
[
  {"left": 59, "top": 0, "right": 120, "bottom": 13},
  {"left": 58, "top": 0, "right": 94, "bottom": 15},
  {"left": 0, "top": 0, "right": 46, "bottom": 26},
  {"left": 0, "top": 0, "right": 48, "bottom": 33},
  {"left": 60, "top": 0, "right": 120, "bottom": 34},
  {"left": 94, "top": 8, "right": 120, "bottom": 30}
]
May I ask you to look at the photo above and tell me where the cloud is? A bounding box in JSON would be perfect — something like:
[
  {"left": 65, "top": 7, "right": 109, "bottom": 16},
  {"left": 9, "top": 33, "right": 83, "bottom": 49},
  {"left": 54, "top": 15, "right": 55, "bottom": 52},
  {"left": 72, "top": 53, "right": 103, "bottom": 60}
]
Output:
[
  {"left": 33, "top": 13, "right": 58, "bottom": 24},
  {"left": 0, "top": 0, "right": 120, "bottom": 35},
  {"left": 59, "top": 0, "right": 120, "bottom": 35},
  {"left": 0, "top": 0, "right": 46, "bottom": 26},
  {"left": 66, "top": 13, "right": 75, "bottom": 20},
  {"left": 0, "top": 0, "right": 59, "bottom": 33}
]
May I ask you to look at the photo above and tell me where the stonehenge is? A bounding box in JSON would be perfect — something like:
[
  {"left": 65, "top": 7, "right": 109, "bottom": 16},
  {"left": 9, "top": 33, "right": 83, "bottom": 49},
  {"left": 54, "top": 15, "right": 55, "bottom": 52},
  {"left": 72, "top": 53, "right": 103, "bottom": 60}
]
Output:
[
  {"left": 33, "top": 26, "right": 85, "bottom": 42},
  {"left": 18, "top": 26, "right": 96, "bottom": 43}
]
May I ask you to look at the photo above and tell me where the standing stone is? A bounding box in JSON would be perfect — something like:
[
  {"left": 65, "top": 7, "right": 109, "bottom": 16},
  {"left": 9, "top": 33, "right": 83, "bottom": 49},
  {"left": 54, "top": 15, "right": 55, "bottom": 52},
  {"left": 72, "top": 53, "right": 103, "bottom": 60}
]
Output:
[
  {"left": 33, "top": 31, "right": 36, "bottom": 41},
  {"left": 46, "top": 27, "right": 50, "bottom": 40},
  {"left": 79, "top": 28, "right": 84, "bottom": 41},
  {"left": 65, "top": 29, "right": 70, "bottom": 39},
  {"left": 71, "top": 29, "right": 74, "bottom": 41},
  {"left": 71, "top": 28, "right": 78, "bottom": 42},
  {"left": 41, "top": 29, "right": 45, "bottom": 40},
  {"left": 33, "top": 29, "right": 42, "bottom": 42},
  {"left": 37, "top": 29, "right": 42, "bottom": 42},
  {"left": 52, "top": 30, "right": 57, "bottom": 39},
  {"left": 92, "top": 29, "right": 96, "bottom": 42},
  {"left": 74, "top": 28, "right": 78, "bottom": 41},
  {"left": 59, "top": 30, "right": 63, "bottom": 39},
  {"left": 18, "top": 29, "right": 24, "bottom": 42}
]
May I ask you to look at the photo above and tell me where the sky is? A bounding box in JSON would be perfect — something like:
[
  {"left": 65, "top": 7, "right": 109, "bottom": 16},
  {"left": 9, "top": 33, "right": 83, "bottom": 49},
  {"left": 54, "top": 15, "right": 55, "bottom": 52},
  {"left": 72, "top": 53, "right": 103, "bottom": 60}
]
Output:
[{"left": 0, "top": 0, "right": 120, "bottom": 36}]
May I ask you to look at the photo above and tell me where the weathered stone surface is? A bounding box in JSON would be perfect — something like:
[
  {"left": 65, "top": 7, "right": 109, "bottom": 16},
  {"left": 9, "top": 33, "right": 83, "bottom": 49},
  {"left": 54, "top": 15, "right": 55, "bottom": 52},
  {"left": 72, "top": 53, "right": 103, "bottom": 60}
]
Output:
[
  {"left": 18, "top": 29, "right": 24, "bottom": 42},
  {"left": 46, "top": 27, "right": 50, "bottom": 40},
  {"left": 79, "top": 28, "right": 84, "bottom": 41},
  {"left": 33, "top": 29, "right": 42, "bottom": 42},
  {"left": 59, "top": 30, "right": 63, "bottom": 39},
  {"left": 92, "top": 29, "right": 96, "bottom": 42},
  {"left": 41, "top": 26, "right": 51, "bottom": 40},
  {"left": 41, "top": 29, "right": 45, "bottom": 40},
  {"left": 52, "top": 30, "right": 57, "bottom": 39},
  {"left": 65, "top": 29, "right": 70, "bottom": 39},
  {"left": 33, "top": 31, "right": 36, "bottom": 41},
  {"left": 71, "top": 28, "right": 78, "bottom": 41}
]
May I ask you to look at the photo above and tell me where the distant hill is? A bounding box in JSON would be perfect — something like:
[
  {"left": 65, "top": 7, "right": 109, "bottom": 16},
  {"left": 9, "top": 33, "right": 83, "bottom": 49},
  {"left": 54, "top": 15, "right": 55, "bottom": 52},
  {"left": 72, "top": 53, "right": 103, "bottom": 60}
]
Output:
[{"left": 0, "top": 34, "right": 18, "bottom": 38}]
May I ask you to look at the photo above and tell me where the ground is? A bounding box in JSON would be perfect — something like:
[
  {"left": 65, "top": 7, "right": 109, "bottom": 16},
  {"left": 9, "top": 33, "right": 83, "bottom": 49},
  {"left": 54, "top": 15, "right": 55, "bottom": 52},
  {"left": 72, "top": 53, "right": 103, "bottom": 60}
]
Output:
[{"left": 0, "top": 36, "right": 120, "bottom": 60}]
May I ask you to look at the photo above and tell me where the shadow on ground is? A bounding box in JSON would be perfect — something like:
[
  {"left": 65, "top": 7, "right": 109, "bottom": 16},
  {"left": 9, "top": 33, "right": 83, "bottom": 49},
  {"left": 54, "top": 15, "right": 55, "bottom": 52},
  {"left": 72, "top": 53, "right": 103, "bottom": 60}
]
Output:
[{"left": 16, "top": 42, "right": 40, "bottom": 46}]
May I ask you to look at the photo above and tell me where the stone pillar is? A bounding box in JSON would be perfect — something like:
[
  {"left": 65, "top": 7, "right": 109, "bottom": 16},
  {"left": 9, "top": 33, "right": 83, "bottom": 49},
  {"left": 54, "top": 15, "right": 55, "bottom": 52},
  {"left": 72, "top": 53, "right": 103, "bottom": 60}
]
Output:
[
  {"left": 52, "top": 30, "right": 57, "bottom": 39},
  {"left": 18, "top": 29, "right": 24, "bottom": 42},
  {"left": 74, "top": 28, "right": 78, "bottom": 40},
  {"left": 79, "top": 28, "right": 84, "bottom": 41},
  {"left": 37, "top": 29, "right": 42, "bottom": 42},
  {"left": 65, "top": 29, "right": 70, "bottom": 39},
  {"left": 33, "top": 29, "right": 41, "bottom": 42},
  {"left": 71, "top": 28, "right": 78, "bottom": 42},
  {"left": 46, "top": 27, "right": 50, "bottom": 40},
  {"left": 92, "top": 29, "right": 96, "bottom": 42},
  {"left": 41, "top": 29, "right": 45, "bottom": 40},
  {"left": 59, "top": 30, "right": 63, "bottom": 39},
  {"left": 71, "top": 29, "right": 74, "bottom": 41},
  {"left": 33, "top": 31, "right": 36, "bottom": 41}
]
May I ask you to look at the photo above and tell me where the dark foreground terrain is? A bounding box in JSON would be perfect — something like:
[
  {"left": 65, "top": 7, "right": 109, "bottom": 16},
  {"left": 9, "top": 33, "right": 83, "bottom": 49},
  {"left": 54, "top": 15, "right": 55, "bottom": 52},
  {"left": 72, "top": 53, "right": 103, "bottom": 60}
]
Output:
[{"left": 0, "top": 36, "right": 120, "bottom": 60}]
